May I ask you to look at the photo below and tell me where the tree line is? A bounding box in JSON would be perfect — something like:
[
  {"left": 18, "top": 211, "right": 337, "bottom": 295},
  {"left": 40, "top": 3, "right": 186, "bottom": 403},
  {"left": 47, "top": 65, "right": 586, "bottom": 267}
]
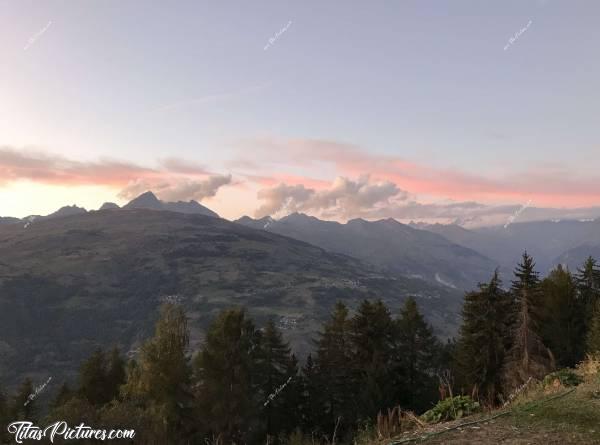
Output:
[
  {"left": 455, "top": 253, "right": 600, "bottom": 405},
  {"left": 0, "top": 298, "right": 443, "bottom": 444},
  {"left": 1, "top": 253, "right": 600, "bottom": 444}
]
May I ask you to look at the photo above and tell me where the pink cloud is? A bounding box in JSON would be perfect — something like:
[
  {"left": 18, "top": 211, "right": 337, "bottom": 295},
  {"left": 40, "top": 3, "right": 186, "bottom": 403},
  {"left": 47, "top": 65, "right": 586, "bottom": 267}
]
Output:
[
  {"left": 255, "top": 176, "right": 406, "bottom": 218},
  {"left": 233, "top": 137, "right": 600, "bottom": 207},
  {"left": 0, "top": 147, "right": 231, "bottom": 202}
]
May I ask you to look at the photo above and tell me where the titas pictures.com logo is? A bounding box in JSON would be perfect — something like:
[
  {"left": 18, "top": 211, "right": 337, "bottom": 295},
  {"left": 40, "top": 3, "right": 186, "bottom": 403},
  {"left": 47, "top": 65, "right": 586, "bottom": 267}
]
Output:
[{"left": 7, "top": 421, "right": 135, "bottom": 443}]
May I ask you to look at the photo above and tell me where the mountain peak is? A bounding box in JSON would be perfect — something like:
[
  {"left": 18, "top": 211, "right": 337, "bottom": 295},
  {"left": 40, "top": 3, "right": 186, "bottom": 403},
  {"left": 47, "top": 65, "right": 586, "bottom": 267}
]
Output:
[
  {"left": 163, "top": 200, "right": 219, "bottom": 218},
  {"left": 234, "top": 215, "right": 276, "bottom": 230},
  {"left": 138, "top": 191, "right": 158, "bottom": 200},
  {"left": 99, "top": 202, "right": 120, "bottom": 211},
  {"left": 280, "top": 212, "right": 317, "bottom": 223},
  {"left": 124, "top": 191, "right": 218, "bottom": 217},
  {"left": 125, "top": 191, "right": 161, "bottom": 209},
  {"left": 46, "top": 205, "right": 87, "bottom": 219},
  {"left": 347, "top": 218, "right": 368, "bottom": 225}
]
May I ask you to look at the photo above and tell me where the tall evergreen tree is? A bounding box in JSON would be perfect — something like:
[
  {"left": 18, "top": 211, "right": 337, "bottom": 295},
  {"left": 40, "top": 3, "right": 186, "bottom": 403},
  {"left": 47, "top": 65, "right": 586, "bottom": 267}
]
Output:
[
  {"left": 299, "top": 354, "right": 324, "bottom": 434},
  {"left": 11, "top": 377, "right": 35, "bottom": 420},
  {"left": 575, "top": 256, "right": 600, "bottom": 331},
  {"left": 349, "top": 299, "right": 396, "bottom": 419},
  {"left": 395, "top": 297, "right": 440, "bottom": 412},
  {"left": 503, "top": 252, "right": 554, "bottom": 391},
  {"left": 280, "top": 354, "right": 303, "bottom": 436},
  {"left": 540, "top": 265, "right": 585, "bottom": 367},
  {"left": 455, "top": 271, "right": 510, "bottom": 404},
  {"left": 106, "top": 347, "right": 126, "bottom": 401},
  {"left": 78, "top": 348, "right": 111, "bottom": 406},
  {"left": 587, "top": 299, "right": 600, "bottom": 355},
  {"left": 256, "top": 319, "right": 299, "bottom": 441},
  {"left": 313, "top": 301, "right": 355, "bottom": 436},
  {"left": 194, "top": 308, "right": 262, "bottom": 445}
]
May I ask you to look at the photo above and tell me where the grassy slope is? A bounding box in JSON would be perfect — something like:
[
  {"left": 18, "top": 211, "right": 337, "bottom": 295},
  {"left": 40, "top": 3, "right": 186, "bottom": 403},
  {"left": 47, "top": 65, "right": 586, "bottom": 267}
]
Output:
[{"left": 377, "top": 366, "right": 600, "bottom": 445}]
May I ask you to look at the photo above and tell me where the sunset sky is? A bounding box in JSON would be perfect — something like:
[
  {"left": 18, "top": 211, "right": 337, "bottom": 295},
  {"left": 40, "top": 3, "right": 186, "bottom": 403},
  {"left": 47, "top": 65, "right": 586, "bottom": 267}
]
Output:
[{"left": 1, "top": 1, "right": 599, "bottom": 226}]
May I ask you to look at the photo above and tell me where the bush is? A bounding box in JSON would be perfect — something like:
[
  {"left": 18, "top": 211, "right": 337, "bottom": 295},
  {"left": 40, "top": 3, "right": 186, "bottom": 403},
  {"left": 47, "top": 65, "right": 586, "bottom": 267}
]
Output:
[
  {"left": 543, "top": 369, "right": 583, "bottom": 388},
  {"left": 421, "top": 395, "right": 480, "bottom": 423}
]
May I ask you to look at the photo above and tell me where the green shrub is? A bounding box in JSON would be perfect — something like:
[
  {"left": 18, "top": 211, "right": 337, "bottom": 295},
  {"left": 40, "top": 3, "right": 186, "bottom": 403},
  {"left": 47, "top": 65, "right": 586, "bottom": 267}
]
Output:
[
  {"left": 421, "top": 395, "right": 480, "bottom": 423},
  {"left": 543, "top": 368, "right": 583, "bottom": 388}
]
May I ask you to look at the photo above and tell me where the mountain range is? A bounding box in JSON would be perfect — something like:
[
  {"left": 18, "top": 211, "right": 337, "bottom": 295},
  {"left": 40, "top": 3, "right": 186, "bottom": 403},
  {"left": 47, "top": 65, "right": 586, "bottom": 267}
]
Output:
[
  {"left": 0, "top": 191, "right": 218, "bottom": 228},
  {"left": 3, "top": 191, "right": 600, "bottom": 388},
  {"left": 0, "top": 201, "right": 461, "bottom": 388},
  {"left": 416, "top": 219, "right": 600, "bottom": 276},
  {"left": 235, "top": 213, "right": 498, "bottom": 291}
]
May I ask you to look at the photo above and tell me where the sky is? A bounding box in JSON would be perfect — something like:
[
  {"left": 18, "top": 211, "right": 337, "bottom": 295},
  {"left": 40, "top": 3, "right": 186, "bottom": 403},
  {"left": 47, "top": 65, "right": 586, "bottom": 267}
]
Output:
[{"left": 1, "top": 0, "right": 599, "bottom": 226}]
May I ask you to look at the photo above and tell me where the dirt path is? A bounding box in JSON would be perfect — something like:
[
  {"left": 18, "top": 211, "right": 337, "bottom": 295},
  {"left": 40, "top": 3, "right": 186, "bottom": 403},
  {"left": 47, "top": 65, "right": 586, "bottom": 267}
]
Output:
[{"left": 419, "top": 417, "right": 600, "bottom": 444}]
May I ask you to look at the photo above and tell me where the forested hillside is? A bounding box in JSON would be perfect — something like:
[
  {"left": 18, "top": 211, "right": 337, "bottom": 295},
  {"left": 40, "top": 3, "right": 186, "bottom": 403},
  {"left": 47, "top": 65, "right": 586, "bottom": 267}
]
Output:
[
  {"left": 2, "top": 252, "right": 600, "bottom": 444},
  {"left": 0, "top": 209, "right": 461, "bottom": 388}
]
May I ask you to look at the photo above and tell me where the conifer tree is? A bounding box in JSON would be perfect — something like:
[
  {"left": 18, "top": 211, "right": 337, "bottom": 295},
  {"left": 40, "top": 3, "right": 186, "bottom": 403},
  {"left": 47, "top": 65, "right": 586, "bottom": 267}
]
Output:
[
  {"left": 395, "top": 297, "right": 440, "bottom": 412},
  {"left": 299, "top": 353, "right": 324, "bottom": 434},
  {"left": 540, "top": 265, "right": 585, "bottom": 367},
  {"left": 78, "top": 348, "right": 111, "bottom": 406},
  {"left": 194, "top": 308, "right": 262, "bottom": 445},
  {"left": 587, "top": 300, "right": 600, "bottom": 356},
  {"left": 256, "top": 319, "right": 298, "bottom": 441},
  {"left": 349, "top": 299, "right": 396, "bottom": 419},
  {"left": 280, "top": 354, "right": 303, "bottom": 436},
  {"left": 106, "top": 347, "right": 126, "bottom": 401},
  {"left": 455, "top": 271, "right": 510, "bottom": 404},
  {"left": 503, "top": 252, "right": 554, "bottom": 391},
  {"left": 575, "top": 256, "right": 600, "bottom": 330},
  {"left": 314, "top": 301, "right": 355, "bottom": 435},
  {"left": 11, "top": 377, "right": 35, "bottom": 420}
]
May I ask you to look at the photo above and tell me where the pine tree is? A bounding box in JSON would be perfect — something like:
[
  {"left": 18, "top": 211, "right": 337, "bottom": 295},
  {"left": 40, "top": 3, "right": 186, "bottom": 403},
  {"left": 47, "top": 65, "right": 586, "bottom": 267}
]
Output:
[
  {"left": 256, "top": 319, "right": 298, "bottom": 441},
  {"left": 455, "top": 271, "right": 511, "bottom": 404},
  {"left": 11, "top": 377, "right": 35, "bottom": 420},
  {"left": 194, "top": 307, "right": 262, "bottom": 444},
  {"left": 314, "top": 301, "right": 355, "bottom": 436},
  {"left": 395, "top": 297, "right": 440, "bottom": 412},
  {"left": 575, "top": 256, "right": 600, "bottom": 331},
  {"left": 587, "top": 300, "right": 600, "bottom": 355},
  {"left": 349, "top": 299, "right": 396, "bottom": 419},
  {"left": 78, "top": 348, "right": 111, "bottom": 406},
  {"left": 280, "top": 354, "right": 302, "bottom": 436},
  {"left": 503, "top": 252, "right": 554, "bottom": 391},
  {"left": 540, "top": 265, "right": 585, "bottom": 367},
  {"left": 299, "top": 353, "right": 324, "bottom": 434},
  {"left": 106, "top": 347, "right": 126, "bottom": 401}
]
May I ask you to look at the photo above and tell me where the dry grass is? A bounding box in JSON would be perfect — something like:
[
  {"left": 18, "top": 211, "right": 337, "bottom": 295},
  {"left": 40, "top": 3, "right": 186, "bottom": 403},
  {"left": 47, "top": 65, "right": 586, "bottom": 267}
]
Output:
[{"left": 372, "top": 357, "right": 600, "bottom": 445}]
